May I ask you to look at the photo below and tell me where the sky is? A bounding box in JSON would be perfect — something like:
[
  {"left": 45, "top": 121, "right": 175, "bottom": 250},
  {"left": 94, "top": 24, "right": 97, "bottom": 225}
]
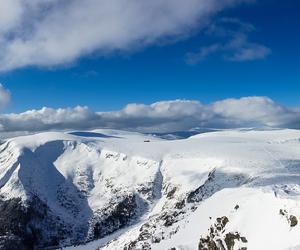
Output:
[{"left": 0, "top": 0, "right": 299, "bottom": 134}]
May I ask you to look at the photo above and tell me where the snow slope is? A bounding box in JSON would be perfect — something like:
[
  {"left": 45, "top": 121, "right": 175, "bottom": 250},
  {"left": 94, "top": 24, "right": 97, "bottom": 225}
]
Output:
[{"left": 1, "top": 129, "right": 300, "bottom": 249}]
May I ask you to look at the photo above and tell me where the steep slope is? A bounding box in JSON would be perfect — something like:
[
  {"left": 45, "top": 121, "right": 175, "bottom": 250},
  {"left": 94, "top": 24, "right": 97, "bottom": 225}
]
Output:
[
  {"left": 0, "top": 131, "right": 163, "bottom": 249},
  {"left": 1, "top": 129, "right": 300, "bottom": 249}
]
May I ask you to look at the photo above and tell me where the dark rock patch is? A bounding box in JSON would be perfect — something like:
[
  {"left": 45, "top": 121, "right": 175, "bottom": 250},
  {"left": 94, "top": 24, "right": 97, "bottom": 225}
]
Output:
[
  {"left": 0, "top": 235, "right": 26, "bottom": 250},
  {"left": 187, "top": 170, "right": 248, "bottom": 204},
  {"left": 174, "top": 200, "right": 185, "bottom": 210},
  {"left": 289, "top": 215, "right": 298, "bottom": 227},
  {"left": 198, "top": 216, "right": 247, "bottom": 250},
  {"left": 92, "top": 194, "right": 139, "bottom": 240},
  {"left": 0, "top": 196, "right": 72, "bottom": 249},
  {"left": 279, "top": 209, "right": 298, "bottom": 228},
  {"left": 166, "top": 187, "right": 177, "bottom": 199}
]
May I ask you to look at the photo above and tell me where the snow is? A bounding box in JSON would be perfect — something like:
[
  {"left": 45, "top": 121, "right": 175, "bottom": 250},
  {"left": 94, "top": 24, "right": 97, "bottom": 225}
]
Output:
[
  {"left": 156, "top": 187, "right": 300, "bottom": 250},
  {"left": 1, "top": 128, "right": 300, "bottom": 249}
]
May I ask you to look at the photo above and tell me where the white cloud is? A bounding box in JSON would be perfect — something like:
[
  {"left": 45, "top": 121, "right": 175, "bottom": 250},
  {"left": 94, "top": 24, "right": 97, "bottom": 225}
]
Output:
[
  {"left": 225, "top": 34, "right": 271, "bottom": 61},
  {"left": 0, "top": 84, "right": 11, "bottom": 109},
  {"left": 185, "top": 44, "right": 220, "bottom": 64},
  {"left": 0, "top": 0, "right": 251, "bottom": 71},
  {"left": 211, "top": 97, "right": 290, "bottom": 127},
  {"left": 185, "top": 18, "right": 271, "bottom": 64},
  {"left": 0, "top": 97, "right": 300, "bottom": 134}
]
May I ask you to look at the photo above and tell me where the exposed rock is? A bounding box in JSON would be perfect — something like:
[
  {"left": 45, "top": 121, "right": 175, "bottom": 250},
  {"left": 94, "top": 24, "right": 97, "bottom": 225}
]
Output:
[
  {"left": 187, "top": 169, "right": 216, "bottom": 203},
  {"left": 0, "top": 235, "right": 26, "bottom": 250},
  {"left": 224, "top": 232, "right": 240, "bottom": 249},
  {"left": 0, "top": 196, "right": 72, "bottom": 249},
  {"left": 174, "top": 200, "right": 185, "bottom": 210},
  {"left": 290, "top": 215, "right": 298, "bottom": 227},
  {"left": 279, "top": 209, "right": 298, "bottom": 228},
  {"left": 166, "top": 187, "right": 177, "bottom": 199},
  {"left": 187, "top": 170, "right": 247, "bottom": 204},
  {"left": 198, "top": 235, "right": 220, "bottom": 250},
  {"left": 279, "top": 209, "right": 287, "bottom": 216},
  {"left": 216, "top": 216, "right": 229, "bottom": 231},
  {"left": 198, "top": 216, "right": 247, "bottom": 250},
  {"left": 93, "top": 194, "right": 138, "bottom": 239},
  {"left": 138, "top": 231, "right": 152, "bottom": 241},
  {"left": 240, "top": 237, "right": 248, "bottom": 243}
]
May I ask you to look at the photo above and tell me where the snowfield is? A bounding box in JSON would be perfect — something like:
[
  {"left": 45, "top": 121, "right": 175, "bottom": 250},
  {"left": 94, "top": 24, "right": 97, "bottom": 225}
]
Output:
[{"left": 1, "top": 129, "right": 300, "bottom": 249}]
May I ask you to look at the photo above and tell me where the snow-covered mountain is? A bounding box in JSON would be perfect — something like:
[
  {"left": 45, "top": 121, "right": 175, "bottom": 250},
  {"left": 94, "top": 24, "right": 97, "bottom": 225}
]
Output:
[{"left": 1, "top": 129, "right": 300, "bottom": 250}]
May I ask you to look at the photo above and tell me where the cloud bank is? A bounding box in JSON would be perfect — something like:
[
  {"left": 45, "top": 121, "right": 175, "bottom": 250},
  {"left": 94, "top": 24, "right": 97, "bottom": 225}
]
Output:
[
  {"left": 0, "top": 0, "right": 251, "bottom": 71},
  {"left": 1, "top": 97, "right": 300, "bottom": 135}
]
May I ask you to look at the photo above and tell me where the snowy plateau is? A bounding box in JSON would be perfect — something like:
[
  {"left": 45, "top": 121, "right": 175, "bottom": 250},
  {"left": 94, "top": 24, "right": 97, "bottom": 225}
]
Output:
[{"left": 1, "top": 129, "right": 300, "bottom": 250}]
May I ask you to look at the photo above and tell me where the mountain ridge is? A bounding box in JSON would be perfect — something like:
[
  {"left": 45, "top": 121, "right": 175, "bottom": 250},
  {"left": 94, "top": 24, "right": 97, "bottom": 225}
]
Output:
[{"left": 0, "top": 129, "right": 300, "bottom": 249}]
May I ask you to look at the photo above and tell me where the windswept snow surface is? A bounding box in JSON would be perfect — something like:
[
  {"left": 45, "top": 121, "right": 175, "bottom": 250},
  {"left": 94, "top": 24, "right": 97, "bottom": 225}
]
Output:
[{"left": 1, "top": 129, "right": 300, "bottom": 249}]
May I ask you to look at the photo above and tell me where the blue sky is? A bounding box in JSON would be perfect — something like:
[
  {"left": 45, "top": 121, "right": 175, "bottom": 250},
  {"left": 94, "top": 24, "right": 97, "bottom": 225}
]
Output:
[
  {"left": 0, "top": 0, "right": 299, "bottom": 113},
  {"left": 0, "top": 0, "right": 300, "bottom": 135}
]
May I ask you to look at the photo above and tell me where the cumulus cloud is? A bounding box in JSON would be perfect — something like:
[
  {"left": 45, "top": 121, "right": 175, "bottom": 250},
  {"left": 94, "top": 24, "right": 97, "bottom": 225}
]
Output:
[
  {"left": 0, "top": 0, "right": 252, "bottom": 71},
  {"left": 185, "top": 18, "right": 271, "bottom": 64},
  {"left": 0, "top": 84, "right": 11, "bottom": 109},
  {"left": 0, "top": 97, "right": 300, "bottom": 135}
]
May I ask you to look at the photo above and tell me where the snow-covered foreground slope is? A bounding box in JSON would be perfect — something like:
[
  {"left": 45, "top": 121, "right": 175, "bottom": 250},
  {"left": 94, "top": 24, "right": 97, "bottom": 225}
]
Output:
[{"left": 1, "top": 129, "right": 300, "bottom": 249}]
